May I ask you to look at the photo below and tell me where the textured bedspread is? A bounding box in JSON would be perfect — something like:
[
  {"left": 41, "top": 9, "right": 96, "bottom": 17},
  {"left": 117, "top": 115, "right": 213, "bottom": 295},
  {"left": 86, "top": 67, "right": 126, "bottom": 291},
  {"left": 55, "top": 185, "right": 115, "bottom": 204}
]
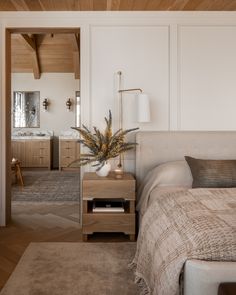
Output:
[{"left": 131, "top": 188, "right": 236, "bottom": 295}]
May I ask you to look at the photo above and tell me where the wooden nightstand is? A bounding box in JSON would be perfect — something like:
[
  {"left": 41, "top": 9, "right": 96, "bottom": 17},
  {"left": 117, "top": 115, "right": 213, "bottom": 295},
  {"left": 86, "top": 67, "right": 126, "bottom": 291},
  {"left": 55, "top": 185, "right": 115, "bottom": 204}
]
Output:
[{"left": 82, "top": 172, "right": 136, "bottom": 241}]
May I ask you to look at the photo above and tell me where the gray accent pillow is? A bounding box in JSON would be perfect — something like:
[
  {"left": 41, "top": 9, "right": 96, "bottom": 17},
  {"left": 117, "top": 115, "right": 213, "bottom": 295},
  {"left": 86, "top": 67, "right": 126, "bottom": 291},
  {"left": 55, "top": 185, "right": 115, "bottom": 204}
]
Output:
[{"left": 185, "top": 156, "right": 236, "bottom": 188}]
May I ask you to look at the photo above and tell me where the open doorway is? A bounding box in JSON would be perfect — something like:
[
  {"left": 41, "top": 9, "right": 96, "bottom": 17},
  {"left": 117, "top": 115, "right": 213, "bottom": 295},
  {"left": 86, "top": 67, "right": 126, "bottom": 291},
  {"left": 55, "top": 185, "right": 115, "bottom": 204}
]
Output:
[{"left": 7, "top": 28, "right": 81, "bottom": 229}]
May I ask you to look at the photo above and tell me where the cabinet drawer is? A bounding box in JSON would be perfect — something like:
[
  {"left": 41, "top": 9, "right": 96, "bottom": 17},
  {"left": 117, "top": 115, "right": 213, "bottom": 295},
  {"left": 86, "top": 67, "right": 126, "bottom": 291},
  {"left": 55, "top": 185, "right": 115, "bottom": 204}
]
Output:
[
  {"left": 60, "top": 141, "right": 77, "bottom": 149},
  {"left": 60, "top": 157, "right": 75, "bottom": 167},
  {"left": 83, "top": 213, "right": 135, "bottom": 234},
  {"left": 30, "top": 155, "right": 49, "bottom": 167},
  {"left": 83, "top": 179, "right": 135, "bottom": 200},
  {"left": 60, "top": 147, "right": 76, "bottom": 157},
  {"left": 31, "top": 147, "right": 49, "bottom": 156},
  {"left": 38, "top": 141, "right": 50, "bottom": 149},
  {"left": 59, "top": 140, "right": 80, "bottom": 169}
]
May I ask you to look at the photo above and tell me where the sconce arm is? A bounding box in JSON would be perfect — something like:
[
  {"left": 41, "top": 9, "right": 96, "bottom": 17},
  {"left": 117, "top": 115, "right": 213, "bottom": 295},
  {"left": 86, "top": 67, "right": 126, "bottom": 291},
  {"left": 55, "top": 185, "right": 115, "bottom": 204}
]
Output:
[{"left": 118, "top": 88, "right": 143, "bottom": 93}]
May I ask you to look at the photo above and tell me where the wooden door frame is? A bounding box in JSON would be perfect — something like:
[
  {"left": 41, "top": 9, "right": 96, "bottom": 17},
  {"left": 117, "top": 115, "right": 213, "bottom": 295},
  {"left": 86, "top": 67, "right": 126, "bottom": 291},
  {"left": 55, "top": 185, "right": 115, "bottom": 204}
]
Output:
[{"left": 4, "top": 27, "right": 80, "bottom": 225}]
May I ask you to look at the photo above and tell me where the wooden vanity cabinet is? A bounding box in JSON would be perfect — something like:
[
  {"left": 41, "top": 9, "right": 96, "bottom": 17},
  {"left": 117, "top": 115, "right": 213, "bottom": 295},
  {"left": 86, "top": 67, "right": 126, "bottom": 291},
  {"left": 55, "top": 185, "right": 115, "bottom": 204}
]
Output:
[
  {"left": 11, "top": 140, "right": 27, "bottom": 166},
  {"left": 11, "top": 139, "right": 52, "bottom": 169},
  {"left": 59, "top": 139, "right": 80, "bottom": 170},
  {"left": 26, "top": 140, "right": 51, "bottom": 168}
]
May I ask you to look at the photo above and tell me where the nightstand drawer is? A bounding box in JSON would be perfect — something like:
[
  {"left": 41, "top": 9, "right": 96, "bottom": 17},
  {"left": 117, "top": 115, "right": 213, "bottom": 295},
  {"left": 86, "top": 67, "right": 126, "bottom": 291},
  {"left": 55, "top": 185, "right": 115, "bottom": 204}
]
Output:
[
  {"left": 83, "top": 175, "right": 135, "bottom": 200},
  {"left": 83, "top": 213, "right": 135, "bottom": 234}
]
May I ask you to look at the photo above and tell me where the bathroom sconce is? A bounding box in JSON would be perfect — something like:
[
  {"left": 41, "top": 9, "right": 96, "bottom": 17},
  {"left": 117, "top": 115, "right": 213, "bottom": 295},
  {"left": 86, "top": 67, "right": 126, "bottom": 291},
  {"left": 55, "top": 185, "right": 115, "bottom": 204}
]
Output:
[
  {"left": 66, "top": 98, "right": 72, "bottom": 111},
  {"left": 42, "top": 98, "right": 49, "bottom": 111}
]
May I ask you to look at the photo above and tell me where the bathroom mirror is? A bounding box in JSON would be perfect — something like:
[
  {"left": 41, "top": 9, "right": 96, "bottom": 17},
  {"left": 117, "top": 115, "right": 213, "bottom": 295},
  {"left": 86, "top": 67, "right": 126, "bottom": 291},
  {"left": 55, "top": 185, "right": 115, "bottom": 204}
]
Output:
[{"left": 13, "top": 91, "right": 40, "bottom": 128}]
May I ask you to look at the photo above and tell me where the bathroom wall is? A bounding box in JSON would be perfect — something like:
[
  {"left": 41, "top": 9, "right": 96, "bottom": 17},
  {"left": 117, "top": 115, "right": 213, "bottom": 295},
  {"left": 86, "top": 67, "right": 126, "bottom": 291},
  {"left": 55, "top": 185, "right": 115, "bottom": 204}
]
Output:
[{"left": 12, "top": 73, "right": 80, "bottom": 168}]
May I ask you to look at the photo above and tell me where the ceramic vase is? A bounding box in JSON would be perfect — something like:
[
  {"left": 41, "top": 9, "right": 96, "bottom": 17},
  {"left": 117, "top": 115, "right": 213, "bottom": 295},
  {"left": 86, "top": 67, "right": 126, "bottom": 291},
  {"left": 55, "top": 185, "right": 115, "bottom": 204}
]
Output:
[{"left": 96, "top": 162, "right": 111, "bottom": 177}]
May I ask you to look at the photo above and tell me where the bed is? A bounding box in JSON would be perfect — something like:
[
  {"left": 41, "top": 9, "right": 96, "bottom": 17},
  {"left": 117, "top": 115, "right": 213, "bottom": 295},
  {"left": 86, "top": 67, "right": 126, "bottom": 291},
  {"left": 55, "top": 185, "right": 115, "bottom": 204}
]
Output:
[{"left": 132, "top": 131, "right": 236, "bottom": 295}]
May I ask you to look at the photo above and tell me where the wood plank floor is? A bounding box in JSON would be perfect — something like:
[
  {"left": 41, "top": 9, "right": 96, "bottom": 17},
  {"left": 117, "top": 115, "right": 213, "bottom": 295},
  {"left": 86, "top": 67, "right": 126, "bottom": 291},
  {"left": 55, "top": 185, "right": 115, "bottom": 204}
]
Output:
[{"left": 0, "top": 201, "right": 130, "bottom": 291}]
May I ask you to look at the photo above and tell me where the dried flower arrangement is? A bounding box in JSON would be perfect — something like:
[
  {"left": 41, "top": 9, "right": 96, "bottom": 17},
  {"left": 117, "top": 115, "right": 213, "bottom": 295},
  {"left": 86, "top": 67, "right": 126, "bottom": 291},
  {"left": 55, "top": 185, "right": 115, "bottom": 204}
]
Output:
[{"left": 70, "top": 110, "right": 138, "bottom": 170}]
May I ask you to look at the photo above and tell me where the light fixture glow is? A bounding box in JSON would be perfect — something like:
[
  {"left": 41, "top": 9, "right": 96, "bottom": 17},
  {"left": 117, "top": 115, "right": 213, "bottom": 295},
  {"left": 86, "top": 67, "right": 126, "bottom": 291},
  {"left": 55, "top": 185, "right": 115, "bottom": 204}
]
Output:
[{"left": 136, "top": 93, "right": 150, "bottom": 123}]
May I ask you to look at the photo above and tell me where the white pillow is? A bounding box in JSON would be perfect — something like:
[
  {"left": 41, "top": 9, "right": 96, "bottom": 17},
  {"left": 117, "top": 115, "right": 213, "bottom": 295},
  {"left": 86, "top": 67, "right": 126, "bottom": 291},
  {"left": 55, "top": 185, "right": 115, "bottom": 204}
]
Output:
[
  {"left": 137, "top": 161, "right": 193, "bottom": 211},
  {"left": 148, "top": 160, "right": 193, "bottom": 187}
]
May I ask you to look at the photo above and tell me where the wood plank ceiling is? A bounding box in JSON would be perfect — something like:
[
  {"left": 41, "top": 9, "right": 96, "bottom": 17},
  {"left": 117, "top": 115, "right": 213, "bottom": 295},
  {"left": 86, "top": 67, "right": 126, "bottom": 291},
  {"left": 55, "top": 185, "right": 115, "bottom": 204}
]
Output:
[
  {"left": 6, "top": 0, "right": 236, "bottom": 77},
  {"left": 11, "top": 33, "right": 80, "bottom": 79},
  {"left": 1, "top": 0, "right": 236, "bottom": 11}
]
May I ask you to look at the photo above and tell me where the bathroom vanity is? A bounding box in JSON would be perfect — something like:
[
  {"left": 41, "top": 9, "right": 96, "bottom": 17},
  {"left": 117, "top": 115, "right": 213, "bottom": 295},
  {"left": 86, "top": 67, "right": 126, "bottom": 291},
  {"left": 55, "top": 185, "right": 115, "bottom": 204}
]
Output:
[
  {"left": 12, "top": 132, "right": 52, "bottom": 170},
  {"left": 59, "top": 131, "right": 80, "bottom": 170}
]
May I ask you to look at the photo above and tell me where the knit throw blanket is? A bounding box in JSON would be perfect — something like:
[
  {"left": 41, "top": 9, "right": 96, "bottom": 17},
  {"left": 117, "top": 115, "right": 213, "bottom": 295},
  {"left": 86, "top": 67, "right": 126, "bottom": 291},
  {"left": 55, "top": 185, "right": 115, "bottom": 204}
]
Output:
[{"left": 131, "top": 188, "right": 236, "bottom": 295}]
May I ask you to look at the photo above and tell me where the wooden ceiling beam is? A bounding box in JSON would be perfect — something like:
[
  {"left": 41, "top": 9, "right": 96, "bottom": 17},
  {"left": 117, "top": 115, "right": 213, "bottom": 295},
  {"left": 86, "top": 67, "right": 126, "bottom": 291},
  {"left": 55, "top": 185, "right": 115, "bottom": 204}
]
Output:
[
  {"left": 12, "top": 33, "right": 79, "bottom": 75},
  {"left": 20, "top": 34, "right": 41, "bottom": 79},
  {"left": 71, "top": 34, "right": 80, "bottom": 52},
  {"left": 21, "top": 34, "right": 36, "bottom": 51}
]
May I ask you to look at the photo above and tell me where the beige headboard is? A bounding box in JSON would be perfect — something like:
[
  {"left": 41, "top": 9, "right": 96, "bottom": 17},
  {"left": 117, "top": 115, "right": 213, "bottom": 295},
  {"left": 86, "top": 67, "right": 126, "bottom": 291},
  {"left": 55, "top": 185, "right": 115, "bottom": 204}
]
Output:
[{"left": 136, "top": 131, "right": 236, "bottom": 184}]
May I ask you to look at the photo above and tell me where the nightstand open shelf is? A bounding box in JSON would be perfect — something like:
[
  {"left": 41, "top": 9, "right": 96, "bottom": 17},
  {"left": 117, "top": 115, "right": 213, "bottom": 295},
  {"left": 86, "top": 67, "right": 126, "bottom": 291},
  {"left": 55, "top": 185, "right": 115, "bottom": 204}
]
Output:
[
  {"left": 86, "top": 199, "right": 132, "bottom": 214},
  {"left": 82, "top": 172, "right": 136, "bottom": 241}
]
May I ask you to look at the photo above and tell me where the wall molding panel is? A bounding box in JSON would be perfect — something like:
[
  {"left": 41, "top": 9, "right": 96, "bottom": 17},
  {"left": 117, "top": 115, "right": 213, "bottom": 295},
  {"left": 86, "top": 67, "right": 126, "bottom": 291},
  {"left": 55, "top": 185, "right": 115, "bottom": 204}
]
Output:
[
  {"left": 178, "top": 25, "right": 236, "bottom": 130},
  {"left": 90, "top": 24, "right": 170, "bottom": 132}
]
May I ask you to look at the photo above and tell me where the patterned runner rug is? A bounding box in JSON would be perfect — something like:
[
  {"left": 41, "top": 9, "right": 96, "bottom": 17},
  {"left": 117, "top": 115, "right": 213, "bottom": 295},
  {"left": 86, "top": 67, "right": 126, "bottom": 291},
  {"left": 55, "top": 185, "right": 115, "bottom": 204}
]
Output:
[{"left": 12, "top": 171, "right": 80, "bottom": 201}]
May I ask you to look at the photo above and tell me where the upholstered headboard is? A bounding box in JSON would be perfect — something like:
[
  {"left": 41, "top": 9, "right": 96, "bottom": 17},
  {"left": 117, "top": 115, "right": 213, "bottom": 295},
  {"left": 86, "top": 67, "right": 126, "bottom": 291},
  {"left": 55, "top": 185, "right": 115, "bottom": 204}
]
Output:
[{"left": 135, "top": 131, "right": 236, "bottom": 184}]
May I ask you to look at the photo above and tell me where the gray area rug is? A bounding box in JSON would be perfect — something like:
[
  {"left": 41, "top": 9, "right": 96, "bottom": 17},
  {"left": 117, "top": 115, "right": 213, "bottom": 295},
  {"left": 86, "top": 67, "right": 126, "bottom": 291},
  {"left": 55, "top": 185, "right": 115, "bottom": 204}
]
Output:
[
  {"left": 12, "top": 171, "right": 80, "bottom": 201},
  {"left": 0, "top": 242, "right": 138, "bottom": 295}
]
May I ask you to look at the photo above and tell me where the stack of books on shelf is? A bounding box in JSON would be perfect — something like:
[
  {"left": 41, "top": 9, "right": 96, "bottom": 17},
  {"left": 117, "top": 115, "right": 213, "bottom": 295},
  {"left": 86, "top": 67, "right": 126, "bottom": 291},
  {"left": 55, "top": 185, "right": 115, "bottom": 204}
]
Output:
[{"left": 92, "top": 199, "right": 125, "bottom": 213}]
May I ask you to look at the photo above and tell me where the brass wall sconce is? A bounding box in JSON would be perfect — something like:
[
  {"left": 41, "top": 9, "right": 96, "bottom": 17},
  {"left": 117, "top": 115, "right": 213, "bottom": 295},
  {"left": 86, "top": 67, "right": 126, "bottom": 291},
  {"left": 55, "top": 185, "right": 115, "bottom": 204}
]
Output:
[
  {"left": 117, "top": 71, "right": 150, "bottom": 129},
  {"left": 42, "top": 98, "right": 49, "bottom": 111},
  {"left": 66, "top": 98, "right": 72, "bottom": 111},
  {"left": 117, "top": 71, "right": 151, "bottom": 170}
]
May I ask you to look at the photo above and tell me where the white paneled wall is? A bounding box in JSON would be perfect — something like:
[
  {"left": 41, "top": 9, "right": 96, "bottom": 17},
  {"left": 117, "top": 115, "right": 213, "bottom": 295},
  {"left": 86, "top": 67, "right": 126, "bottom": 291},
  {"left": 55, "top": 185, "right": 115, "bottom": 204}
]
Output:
[
  {"left": 90, "top": 25, "right": 170, "bottom": 172},
  {"left": 91, "top": 26, "right": 170, "bottom": 131},
  {"left": 179, "top": 26, "right": 236, "bottom": 130}
]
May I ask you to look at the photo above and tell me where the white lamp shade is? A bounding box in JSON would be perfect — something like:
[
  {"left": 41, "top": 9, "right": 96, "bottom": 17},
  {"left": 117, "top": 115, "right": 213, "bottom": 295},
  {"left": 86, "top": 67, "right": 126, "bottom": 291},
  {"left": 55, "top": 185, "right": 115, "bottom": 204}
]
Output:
[{"left": 137, "top": 93, "right": 150, "bottom": 122}]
